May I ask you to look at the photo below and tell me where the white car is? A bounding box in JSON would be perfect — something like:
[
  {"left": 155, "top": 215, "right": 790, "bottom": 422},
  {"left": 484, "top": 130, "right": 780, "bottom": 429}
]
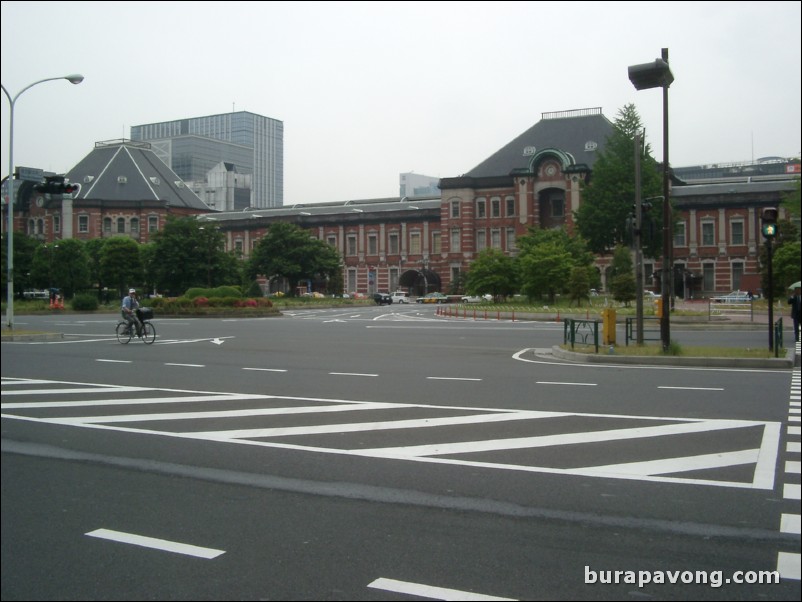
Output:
[
  {"left": 461, "top": 294, "right": 492, "bottom": 303},
  {"left": 712, "top": 290, "right": 751, "bottom": 303},
  {"left": 391, "top": 291, "right": 410, "bottom": 304}
]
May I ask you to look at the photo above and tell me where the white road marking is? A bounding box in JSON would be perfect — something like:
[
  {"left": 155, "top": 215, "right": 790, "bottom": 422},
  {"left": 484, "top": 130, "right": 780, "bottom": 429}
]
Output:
[
  {"left": 356, "top": 420, "right": 764, "bottom": 458},
  {"left": 1, "top": 378, "right": 781, "bottom": 490},
  {"left": 536, "top": 381, "right": 596, "bottom": 386},
  {"left": 85, "top": 528, "right": 224, "bottom": 559},
  {"left": 784, "top": 484, "right": 801, "bottom": 500},
  {"left": 658, "top": 386, "right": 724, "bottom": 391},
  {"left": 777, "top": 552, "right": 801, "bottom": 581},
  {"left": 368, "top": 577, "right": 515, "bottom": 601},
  {"left": 781, "top": 514, "right": 801, "bottom": 535},
  {"left": 329, "top": 372, "right": 378, "bottom": 377}
]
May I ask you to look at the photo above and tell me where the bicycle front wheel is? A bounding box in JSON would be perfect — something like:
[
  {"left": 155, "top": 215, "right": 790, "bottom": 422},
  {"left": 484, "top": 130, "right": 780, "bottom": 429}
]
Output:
[
  {"left": 141, "top": 321, "right": 156, "bottom": 345},
  {"left": 116, "top": 322, "right": 132, "bottom": 344}
]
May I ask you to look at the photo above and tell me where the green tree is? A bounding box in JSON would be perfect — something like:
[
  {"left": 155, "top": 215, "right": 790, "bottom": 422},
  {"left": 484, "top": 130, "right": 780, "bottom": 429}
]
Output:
[
  {"left": 84, "top": 238, "right": 107, "bottom": 302},
  {"left": 149, "top": 217, "right": 235, "bottom": 295},
  {"left": 759, "top": 219, "right": 799, "bottom": 297},
  {"left": 464, "top": 249, "right": 518, "bottom": 299},
  {"left": 568, "top": 266, "right": 592, "bottom": 307},
  {"left": 519, "top": 241, "right": 573, "bottom": 303},
  {"left": 248, "top": 222, "right": 341, "bottom": 296},
  {"left": 781, "top": 177, "right": 801, "bottom": 224},
  {"left": 517, "top": 227, "right": 596, "bottom": 303},
  {"left": 608, "top": 245, "right": 636, "bottom": 305},
  {"left": 140, "top": 242, "right": 157, "bottom": 297},
  {"left": 100, "top": 236, "right": 143, "bottom": 299},
  {"left": 30, "top": 243, "right": 56, "bottom": 290},
  {"left": 575, "top": 104, "right": 664, "bottom": 256},
  {"left": 773, "top": 241, "right": 802, "bottom": 291},
  {"left": 2, "top": 232, "right": 41, "bottom": 296},
  {"left": 49, "top": 238, "right": 90, "bottom": 298}
]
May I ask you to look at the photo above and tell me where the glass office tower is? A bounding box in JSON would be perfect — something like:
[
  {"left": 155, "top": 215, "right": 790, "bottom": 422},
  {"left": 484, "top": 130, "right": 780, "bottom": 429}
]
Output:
[{"left": 131, "top": 111, "right": 283, "bottom": 208}]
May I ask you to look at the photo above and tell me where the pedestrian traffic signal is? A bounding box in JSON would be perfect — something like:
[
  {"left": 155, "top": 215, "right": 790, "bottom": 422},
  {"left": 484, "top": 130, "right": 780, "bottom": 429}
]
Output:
[{"left": 761, "top": 207, "right": 778, "bottom": 239}]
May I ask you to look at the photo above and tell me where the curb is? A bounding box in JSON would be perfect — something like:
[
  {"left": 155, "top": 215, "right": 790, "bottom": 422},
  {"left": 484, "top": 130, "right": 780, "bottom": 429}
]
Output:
[
  {"left": 1, "top": 332, "right": 64, "bottom": 342},
  {"left": 551, "top": 345, "right": 795, "bottom": 369}
]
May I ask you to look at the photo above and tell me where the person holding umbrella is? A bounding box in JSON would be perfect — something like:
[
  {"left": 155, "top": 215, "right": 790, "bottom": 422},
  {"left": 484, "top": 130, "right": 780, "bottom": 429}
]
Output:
[{"left": 789, "top": 281, "right": 801, "bottom": 343}]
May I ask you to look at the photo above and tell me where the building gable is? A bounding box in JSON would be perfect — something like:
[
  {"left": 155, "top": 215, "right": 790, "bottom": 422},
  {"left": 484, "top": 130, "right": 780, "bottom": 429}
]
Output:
[{"left": 65, "top": 140, "right": 211, "bottom": 210}]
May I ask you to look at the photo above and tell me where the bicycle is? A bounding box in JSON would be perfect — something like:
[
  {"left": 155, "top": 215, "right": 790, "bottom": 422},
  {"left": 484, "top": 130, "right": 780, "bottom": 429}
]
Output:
[{"left": 116, "top": 307, "right": 156, "bottom": 345}]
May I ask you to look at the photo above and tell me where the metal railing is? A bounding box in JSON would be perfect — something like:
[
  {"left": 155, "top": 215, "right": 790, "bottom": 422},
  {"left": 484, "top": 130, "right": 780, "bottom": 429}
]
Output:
[
  {"left": 775, "top": 318, "right": 783, "bottom": 358},
  {"left": 708, "top": 300, "right": 753, "bottom": 321},
  {"left": 625, "top": 316, "right": 661, "bottom": 345},
  {"left": 563, "top": 318, "right": 600, "bottom": 353}
]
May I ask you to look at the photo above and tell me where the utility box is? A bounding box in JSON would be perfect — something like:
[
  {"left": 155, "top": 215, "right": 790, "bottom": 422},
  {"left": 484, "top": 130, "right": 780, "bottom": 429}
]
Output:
[
  {"left": 654, "top": 298, "right": 663, "bottom": 318},
  {"left": 602, "top": 308, "right": 616, "bottom": 345}
]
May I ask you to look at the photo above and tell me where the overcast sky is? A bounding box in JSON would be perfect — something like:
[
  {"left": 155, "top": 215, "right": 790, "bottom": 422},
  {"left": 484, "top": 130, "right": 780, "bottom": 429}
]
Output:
[{"left": 2, "top": 1, "right": 800, "bottom": 205}]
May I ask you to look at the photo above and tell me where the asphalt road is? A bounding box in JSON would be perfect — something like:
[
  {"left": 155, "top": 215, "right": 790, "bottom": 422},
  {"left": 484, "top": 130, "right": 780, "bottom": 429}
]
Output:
[{"left": 2, "top": 306, "right": 800, "bottom": 600}]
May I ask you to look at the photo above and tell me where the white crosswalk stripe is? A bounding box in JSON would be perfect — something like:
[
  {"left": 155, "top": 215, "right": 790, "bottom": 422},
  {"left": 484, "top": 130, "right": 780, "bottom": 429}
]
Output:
[{"left": 1, "top": 377, "right": 780, "bottom": 490}]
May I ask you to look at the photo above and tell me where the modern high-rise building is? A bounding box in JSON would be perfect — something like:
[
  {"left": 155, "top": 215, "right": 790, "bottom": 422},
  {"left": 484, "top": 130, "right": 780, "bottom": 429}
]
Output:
[
  {"left": 399, "top": 172, "right": 440, "bottom": 198},
  {"left": 130, "top": 111, "right": 283, "bottom": 209}
]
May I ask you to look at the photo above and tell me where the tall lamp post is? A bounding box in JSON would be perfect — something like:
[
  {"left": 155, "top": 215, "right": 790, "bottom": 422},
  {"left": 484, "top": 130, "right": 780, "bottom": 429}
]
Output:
[
  {"left": 629, "top": 48, "right": 674, "bottom": 351},
  {"left": 2, "top": 74, "right": 84, "bottom": 329},
  {"left": 761, "top": 208, "right": 778, "bottom": 351}
]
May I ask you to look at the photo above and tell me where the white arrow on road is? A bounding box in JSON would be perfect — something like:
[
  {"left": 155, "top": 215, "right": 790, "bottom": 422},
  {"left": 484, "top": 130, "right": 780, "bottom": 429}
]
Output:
[{"left": 211, "top": 338, "right": 225, "bottom": 345}]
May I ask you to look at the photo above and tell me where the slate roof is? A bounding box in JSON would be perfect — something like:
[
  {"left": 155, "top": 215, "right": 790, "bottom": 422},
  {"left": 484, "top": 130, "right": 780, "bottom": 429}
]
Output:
[
  {"left": 65, "top": 139, "right": 211, "bottom": 210},
  {"left": 197, "top": 196, "right": 442, "bottom": 226},
  {"left": 464, "top": 108, "right": 615, "bottom": 178}
]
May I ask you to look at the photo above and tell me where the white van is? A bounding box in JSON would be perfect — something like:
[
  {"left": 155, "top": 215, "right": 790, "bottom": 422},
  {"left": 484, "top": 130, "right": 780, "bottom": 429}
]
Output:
[{"left": 391, "top": 291, "right": 410, "bottom": 304}]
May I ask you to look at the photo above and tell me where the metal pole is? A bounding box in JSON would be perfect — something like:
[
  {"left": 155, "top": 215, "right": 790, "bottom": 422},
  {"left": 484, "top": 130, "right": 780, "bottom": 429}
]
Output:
[
  {"left": 634, "top": 132, "right": 644, "bottom": 344},
  {"left": 2, "top": 74, "right": 84, "bottom": 330},
  {"left": 660, "top": 48, "right": 672, "bottom": 351},
  {"left": 767, "top": 238, "right": 774, "bottom": 351},
  {"left": 3, "top": 87, "right": 15, "bottom": 329}
]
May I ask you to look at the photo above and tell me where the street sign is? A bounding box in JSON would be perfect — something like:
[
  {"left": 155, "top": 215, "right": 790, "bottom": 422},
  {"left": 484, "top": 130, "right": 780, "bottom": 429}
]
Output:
[{"left": 16, "top": 166, "right": 44, "bottom": 182}]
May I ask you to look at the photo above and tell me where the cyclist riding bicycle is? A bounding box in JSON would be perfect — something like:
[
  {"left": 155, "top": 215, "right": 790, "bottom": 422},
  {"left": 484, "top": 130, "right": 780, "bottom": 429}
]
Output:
[{"left": 121, "top": 288, "right": 142, "bottom": 336}]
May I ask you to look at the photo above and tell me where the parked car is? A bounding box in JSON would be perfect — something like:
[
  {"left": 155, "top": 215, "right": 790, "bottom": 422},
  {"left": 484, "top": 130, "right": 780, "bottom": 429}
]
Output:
[
  {"left": 391, "top": 291, "right": 410, "bottom": 304},
  {"left": 643, "top": 291, "right": 660, "bottom": 300},
  {"left": 712, "top": 290, "right": 751, "bottom": 303},
  {"left": 373, "top": 292, "right": 392, "bottom": 305},
  {"left": 416, "top": 292, "right": 448, "bottom": 304}
]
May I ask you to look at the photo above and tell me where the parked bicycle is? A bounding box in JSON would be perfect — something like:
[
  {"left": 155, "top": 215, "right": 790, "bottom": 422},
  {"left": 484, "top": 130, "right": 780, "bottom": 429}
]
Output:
[{"left": 116, "top": 307, "right": 156, "bottom": 344}]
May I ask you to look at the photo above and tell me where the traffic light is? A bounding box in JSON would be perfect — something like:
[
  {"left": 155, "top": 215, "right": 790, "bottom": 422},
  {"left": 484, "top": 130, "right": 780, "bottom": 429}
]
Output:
[
  {"left": 33, "top": 176, "right": 80, "bottom": 196},
  {"left": 761, "top": 207, "right": 778, "bottom": 239}
]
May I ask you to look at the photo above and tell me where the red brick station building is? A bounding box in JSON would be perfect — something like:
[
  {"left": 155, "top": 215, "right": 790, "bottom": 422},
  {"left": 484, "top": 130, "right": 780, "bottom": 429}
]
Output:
[{"left": 4, "top": 108, "right": 799, "bottom": 298}]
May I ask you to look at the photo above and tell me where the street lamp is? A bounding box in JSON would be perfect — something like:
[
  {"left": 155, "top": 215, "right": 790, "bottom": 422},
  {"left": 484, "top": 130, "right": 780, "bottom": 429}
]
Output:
[
  {"left": 629, "top": 49, "right": 673, "bottom": 351},
  {"left": 761, "top": 207, "right": 778, "bottom": 351},
  {"left": 2, "top": 73, "right": 83, "bottom": 329}
]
